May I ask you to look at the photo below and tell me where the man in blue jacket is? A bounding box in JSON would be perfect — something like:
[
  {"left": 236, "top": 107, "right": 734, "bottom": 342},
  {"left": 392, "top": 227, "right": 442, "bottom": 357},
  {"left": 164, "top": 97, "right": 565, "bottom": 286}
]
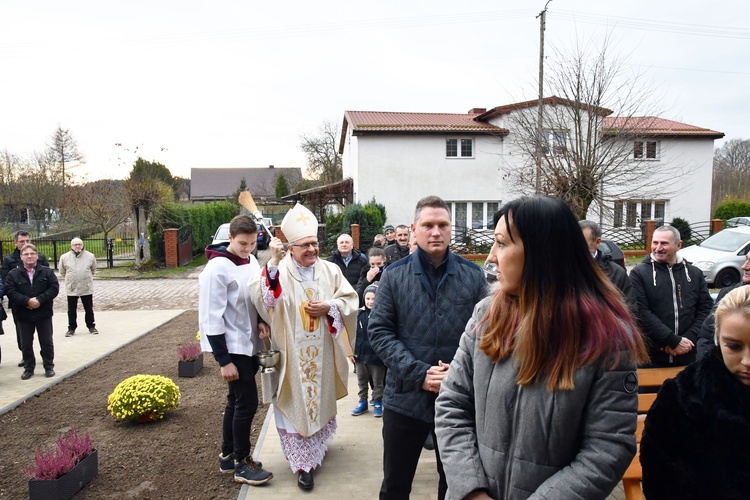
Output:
[{"left": 368, "top": 195, "right": 487, "bottom": 500}]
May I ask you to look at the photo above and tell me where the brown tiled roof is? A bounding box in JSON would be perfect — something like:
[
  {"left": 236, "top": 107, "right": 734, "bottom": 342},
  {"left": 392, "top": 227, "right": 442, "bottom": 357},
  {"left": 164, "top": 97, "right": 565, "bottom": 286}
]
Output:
[
  {"left": 476, "top": 96, "right": 613, "bottom": 120},
  {"left": 340, "top": 110, "right": 507, "bottom": 153},
  {"left": 190, "top": 167, "right": 303, "bottom": 200},
  {"left": 603, "top": 116, "right": 724, "bottom": 138}
]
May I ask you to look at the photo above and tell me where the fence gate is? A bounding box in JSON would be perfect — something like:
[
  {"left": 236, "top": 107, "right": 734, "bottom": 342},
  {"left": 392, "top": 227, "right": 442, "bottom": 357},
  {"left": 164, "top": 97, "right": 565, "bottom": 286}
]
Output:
[{"left": 177, "top": 225, "right": 193, "bottom": 267}]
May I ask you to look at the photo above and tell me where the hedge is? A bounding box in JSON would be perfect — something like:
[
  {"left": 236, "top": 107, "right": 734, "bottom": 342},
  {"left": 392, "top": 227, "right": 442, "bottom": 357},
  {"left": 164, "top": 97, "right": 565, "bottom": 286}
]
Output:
[{"left": 148, "top": 201, "right": 239, "bottom": 262}]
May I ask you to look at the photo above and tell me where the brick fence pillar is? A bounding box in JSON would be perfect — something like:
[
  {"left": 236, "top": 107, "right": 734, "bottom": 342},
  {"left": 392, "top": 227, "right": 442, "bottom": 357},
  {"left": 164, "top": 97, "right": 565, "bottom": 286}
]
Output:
[
  {"left": 645, "top": 219, "right": 656, "bottom": 252},
  {"left": 351, "top": 224, "right": 360, "bottom": 249},
  {"left": 164, "top": 228, "right": 178, "bottom": 268},
  {"left": 276, "top": 228, "right": 288, "bottom": 244},
  {"left": 711, "top": 218, "right": 723, "bottom": 235}
]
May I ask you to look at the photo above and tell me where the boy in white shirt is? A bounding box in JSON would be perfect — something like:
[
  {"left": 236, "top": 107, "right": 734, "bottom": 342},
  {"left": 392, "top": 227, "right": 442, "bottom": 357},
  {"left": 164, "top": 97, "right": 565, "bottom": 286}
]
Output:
[{"left": 199, "top": 215, "right": 273, "bottom": 486}]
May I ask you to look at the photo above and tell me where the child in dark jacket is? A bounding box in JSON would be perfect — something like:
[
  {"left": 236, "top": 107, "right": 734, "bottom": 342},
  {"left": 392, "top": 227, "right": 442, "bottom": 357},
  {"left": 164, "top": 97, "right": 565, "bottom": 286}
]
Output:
[{"left": 351, "top": 283, "right": 386, "bottom": 417}]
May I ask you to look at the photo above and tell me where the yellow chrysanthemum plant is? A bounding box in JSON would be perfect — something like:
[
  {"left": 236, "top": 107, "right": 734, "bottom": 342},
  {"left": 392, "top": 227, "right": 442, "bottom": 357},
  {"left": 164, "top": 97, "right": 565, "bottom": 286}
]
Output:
[{"left": 107, "top": 374, "right": 181, "bottom": 423}]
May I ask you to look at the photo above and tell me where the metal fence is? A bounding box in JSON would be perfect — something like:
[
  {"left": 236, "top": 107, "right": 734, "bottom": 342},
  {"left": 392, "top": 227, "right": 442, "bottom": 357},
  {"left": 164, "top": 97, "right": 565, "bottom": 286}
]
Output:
[
  {"left": 0, "top": 235, "right": 136, "bottom": 269},
  {"left": 318, "top": 219, "right": 723, "bottom": 258},
  {"left": 600, "top": 220, "right": 716, "bottom": 250}
]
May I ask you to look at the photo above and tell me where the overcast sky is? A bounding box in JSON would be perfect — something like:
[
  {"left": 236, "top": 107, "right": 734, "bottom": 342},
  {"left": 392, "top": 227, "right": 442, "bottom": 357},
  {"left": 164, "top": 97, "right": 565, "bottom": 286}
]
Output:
[{"left": 2, "top": 1, "right": 748, "bottom": 182}]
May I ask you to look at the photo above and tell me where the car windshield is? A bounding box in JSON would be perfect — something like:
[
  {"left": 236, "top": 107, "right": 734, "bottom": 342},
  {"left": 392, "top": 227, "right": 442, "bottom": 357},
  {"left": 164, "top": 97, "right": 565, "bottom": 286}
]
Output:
[
  {"left": 700, "top": 230, "right": 750, "bottom": 252},
  {"left": 215, "top": 226, "right": 229, "bottom": 240}
]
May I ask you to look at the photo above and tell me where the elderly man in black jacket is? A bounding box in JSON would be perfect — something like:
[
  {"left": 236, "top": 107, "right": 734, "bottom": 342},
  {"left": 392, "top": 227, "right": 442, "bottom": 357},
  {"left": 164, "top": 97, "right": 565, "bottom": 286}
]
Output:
[
  {"left": 369, "top": 195, "right": 487, "bottom": 500},
  {"left": 5, "top": 244, "right": 59, "bottom": 380},
  {"left": 579, "top": 220, "right": 637, "bottom": 313},
  {"left": 326, "top": 233, "right": 367, "bottom": 288}
]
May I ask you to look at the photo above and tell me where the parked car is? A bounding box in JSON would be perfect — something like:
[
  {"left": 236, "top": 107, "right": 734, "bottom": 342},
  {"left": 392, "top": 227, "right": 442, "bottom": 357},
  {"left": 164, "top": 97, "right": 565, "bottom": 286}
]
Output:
[
  {"left": 678, "top": 226, "right": 750, "bottom": 288},
  {"left": 211, "top": 222, "right": 263, "bottom": 257},
  {"left": 600, "top": 239, "right": 625, "bottom": 269},
  {"left": 256, "top": 221, "right": 271, "bottom": 250},
  {"left": 262, "top": 217, "right": 275, "bottom": 236},
  {"left": 727, "top": 216, "right": 750, "bottom": 228}
]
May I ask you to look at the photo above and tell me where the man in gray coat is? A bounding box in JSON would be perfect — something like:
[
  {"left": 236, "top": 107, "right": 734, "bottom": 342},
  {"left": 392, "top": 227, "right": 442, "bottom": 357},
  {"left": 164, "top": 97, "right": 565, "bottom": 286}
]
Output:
[
  {"left": 59, "top": 238, "right": 98, "bottom": 336},
  {"left": 368, "top": 195, "right": 487, "bottom": 500}
]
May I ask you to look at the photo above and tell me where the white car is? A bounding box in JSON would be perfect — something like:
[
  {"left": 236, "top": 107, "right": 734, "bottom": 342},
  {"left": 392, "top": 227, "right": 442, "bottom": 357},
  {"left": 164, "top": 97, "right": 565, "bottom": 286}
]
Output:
[
  {"left": 678, "top": 226, "right": 750, "bottom": 288},
  {"left": 211, "top": 223, "right": 258, "bottom": 257},
  {"left": 727, "top": 216, "right": 750, "bottom": 227}
]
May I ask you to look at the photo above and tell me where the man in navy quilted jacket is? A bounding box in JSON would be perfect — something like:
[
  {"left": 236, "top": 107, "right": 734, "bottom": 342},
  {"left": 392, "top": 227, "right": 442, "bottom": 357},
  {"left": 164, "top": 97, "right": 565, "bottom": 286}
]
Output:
[{"left": 368, "top": 195, "right": 487, "bottom": 500}]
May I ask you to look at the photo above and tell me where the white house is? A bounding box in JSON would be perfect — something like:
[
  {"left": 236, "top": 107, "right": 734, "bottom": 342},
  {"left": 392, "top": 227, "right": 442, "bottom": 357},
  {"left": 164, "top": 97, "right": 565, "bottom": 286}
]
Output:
[
  {"left": 339, "top": 97, "right": 723, "bottom": 233},
  {"left": 339, "top": 109, "right": 507, "bottom": 228}
]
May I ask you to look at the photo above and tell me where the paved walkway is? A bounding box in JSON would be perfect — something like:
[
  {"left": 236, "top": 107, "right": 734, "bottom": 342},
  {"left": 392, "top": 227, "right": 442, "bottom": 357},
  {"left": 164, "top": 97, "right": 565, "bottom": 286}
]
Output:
[
  {"left": 241, "top": 372, "right": 444, "bottom": 500},
  {"left": 0, "top": 309, "right": 184, "bottom": 414},
  {"left": 240, "top": 373, "right": 628, "bottom": 500}
]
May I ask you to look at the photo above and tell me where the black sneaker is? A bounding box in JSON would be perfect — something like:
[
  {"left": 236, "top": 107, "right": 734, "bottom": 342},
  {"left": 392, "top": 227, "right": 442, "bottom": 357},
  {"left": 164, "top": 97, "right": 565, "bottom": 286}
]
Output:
[
  {"left": 219, "top": 453, "right": 234, "bottom": 474},
  {"left": 234, "top": 457, "right": 273, "bottom": 485}
]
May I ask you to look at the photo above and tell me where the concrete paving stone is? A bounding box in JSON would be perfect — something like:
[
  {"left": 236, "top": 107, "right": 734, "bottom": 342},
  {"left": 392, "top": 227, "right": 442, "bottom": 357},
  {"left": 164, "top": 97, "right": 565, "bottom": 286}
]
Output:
[
  {"left": 0, "top": 309, "right": 185, "bottom": 414},
  {"left": 241, "top": 366, "right": 630, "bottom": 500}
]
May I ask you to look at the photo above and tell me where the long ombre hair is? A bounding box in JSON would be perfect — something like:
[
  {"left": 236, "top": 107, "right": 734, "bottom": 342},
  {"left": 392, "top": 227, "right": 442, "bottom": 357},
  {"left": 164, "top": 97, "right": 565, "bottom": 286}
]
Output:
[{"left": 479, "top": 197, "right": 648, "bottom": 390}]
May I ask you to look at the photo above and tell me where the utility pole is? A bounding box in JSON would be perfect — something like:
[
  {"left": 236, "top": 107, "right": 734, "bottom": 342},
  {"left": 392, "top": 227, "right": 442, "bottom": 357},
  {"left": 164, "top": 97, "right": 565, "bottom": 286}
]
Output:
[{"left": 535, "top": 0, "right": 552, "bottom": 194}]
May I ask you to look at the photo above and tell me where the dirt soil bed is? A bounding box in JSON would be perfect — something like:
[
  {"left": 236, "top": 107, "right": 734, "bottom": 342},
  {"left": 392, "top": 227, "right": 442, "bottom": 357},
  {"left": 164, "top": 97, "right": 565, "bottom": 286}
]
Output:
[{"left": 0, "top": 309, "right": 269, "bottom": 499}]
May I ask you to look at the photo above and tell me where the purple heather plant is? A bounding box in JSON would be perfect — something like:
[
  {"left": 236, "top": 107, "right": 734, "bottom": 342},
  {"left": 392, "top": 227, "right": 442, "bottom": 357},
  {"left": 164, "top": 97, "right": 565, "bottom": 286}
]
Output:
[
  {"left": 23, "top": 428, "right": 93, "bottom": 480},
  {"left": 177, "top": 342, "right": 202, "bottom": 362}
]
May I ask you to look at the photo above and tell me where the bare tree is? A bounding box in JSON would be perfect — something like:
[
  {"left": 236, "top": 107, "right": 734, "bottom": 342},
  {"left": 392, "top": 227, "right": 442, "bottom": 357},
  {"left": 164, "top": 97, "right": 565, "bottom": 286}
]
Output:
[
  {"left": 300, "top": 121, "right": 343, "bottom": 185},
  {"left": 15, "top": 151, "right": 65, "bottom": 232},
  {"left": 0, "top": 149, "right": 22, "bottom": 214},
  {"left": 63, "top": 180, "right": 131, "bottom": 239},
  {"left": 503, "top": 35, "right": 675, "bottom": 219},
  {"left": 47, "top": 125, "right": 85, "bottom": 188},
  {"left": 712, "top": 138, "right": 750, "bottom": 211}
]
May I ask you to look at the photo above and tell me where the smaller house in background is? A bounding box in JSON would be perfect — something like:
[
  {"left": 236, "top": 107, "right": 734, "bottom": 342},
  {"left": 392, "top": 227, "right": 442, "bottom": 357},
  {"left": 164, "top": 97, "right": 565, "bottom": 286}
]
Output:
[{"left": 190, "top": 165, "right": 302, "bottom": 202}]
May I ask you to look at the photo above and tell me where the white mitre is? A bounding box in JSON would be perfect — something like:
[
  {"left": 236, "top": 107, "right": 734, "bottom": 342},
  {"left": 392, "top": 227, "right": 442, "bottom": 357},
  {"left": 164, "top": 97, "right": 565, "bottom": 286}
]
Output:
[{"left": 280, "top": 203, "right": 318, "bottom": 242}]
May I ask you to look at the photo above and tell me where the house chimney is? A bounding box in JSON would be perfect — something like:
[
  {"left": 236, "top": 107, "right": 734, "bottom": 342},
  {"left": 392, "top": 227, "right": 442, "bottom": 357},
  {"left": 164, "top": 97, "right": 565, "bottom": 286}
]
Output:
[
  {"left": 269, "top": 165, "right": 274, "bottom": 169},
  {"left": 468, "top": 108, "right": 487, "bottom": 114}
]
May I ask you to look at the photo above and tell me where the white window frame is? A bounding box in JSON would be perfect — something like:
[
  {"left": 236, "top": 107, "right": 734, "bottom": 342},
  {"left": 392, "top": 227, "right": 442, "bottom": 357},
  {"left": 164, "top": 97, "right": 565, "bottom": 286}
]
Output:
[
  {"left": 613, "top": 199, "right": 667, "bottom": 228},
  {"left": 447, "top": 201, "right": 500, "bottom": 229},
  {"left": 542, "top": 129, "right": 568, "bottom": 156},
  {"left": 632, "top": 140, "right": 659, "bottom": 161},
  {"left": 446, "top": 137, "right": 474, "bottom": 159}
]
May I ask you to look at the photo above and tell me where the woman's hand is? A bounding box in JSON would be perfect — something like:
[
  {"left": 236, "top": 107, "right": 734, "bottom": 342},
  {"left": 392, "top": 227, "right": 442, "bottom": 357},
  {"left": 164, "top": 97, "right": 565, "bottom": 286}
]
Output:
[{"left": 464, "top": 490, "right": 493, "bottom": 500}]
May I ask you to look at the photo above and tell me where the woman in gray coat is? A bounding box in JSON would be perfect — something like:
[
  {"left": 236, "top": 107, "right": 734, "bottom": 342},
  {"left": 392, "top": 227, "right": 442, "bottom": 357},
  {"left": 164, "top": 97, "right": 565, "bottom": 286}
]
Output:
[{"left": 435, "top": 197, "right": 648, "bottom": 500}]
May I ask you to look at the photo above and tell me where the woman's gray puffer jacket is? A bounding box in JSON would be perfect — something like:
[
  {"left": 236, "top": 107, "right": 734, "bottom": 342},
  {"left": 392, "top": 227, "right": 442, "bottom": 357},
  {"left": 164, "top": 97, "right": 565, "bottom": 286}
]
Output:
[{"left": 435, "top": 298, "right": 638, "bottom": 500}]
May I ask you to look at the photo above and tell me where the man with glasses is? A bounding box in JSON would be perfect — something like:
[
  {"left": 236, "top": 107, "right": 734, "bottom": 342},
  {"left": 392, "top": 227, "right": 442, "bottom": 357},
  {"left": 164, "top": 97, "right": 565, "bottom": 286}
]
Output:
[
  {"left": 5, "top": 244, "right": 59, "bottom": 380},
  {"left": 1, "top": 231, "right": 50, "bottom": 367},
  {"left": 250, "top": 203, "right": 359, "bottom": 491}
]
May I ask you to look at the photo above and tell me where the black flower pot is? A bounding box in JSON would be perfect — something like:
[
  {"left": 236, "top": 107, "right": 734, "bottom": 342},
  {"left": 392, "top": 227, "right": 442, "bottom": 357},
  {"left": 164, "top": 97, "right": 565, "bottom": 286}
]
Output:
[
  {"left": 178, "top": 352, "right": 203, "bottom": 377},
  {"left": 28, "top": 448, "right": 98, "bottom": 500}
]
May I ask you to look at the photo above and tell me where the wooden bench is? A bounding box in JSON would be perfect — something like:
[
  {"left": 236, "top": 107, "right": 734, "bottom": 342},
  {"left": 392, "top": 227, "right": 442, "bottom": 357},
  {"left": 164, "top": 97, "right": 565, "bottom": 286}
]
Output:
[{"left": 622, "top": 366, "right": 685, "bottom": 500}]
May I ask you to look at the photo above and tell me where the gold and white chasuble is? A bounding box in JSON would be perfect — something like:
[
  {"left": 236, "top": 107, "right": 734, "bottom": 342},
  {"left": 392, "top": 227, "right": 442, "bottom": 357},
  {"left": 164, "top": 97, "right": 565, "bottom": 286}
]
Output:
[{"left": 249, "top": 256, "right": 358, "bottom": 439}]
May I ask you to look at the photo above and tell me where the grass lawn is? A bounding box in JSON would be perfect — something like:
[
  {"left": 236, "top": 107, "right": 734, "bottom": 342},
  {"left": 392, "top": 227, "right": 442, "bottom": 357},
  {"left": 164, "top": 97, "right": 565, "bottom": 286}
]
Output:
[{"left": 96, "top": 253, "right": 207, "bottom": 279}]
